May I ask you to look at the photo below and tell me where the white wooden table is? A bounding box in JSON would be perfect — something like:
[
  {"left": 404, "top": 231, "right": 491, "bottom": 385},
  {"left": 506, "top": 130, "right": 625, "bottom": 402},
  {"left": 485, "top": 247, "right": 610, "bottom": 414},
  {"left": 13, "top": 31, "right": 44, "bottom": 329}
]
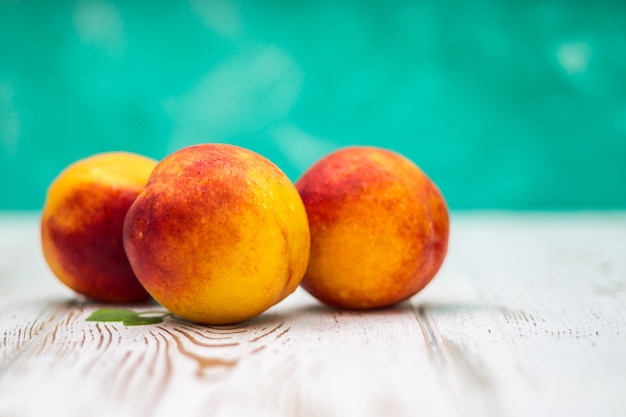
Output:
[{"left": 1, "top": 211, "right": 625, "bottom": 417}]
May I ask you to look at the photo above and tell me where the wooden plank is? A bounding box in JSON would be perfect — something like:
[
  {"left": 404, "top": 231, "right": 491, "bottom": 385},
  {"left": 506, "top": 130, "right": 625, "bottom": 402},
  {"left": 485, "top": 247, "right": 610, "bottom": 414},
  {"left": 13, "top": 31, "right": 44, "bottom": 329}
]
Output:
[
  {"left": 0, "top": 212, "right": 625, "bottom": 417},
  {"left": 417, "top": 212, "right": 626, "bottom": 417},
  {"left": 0, "top": 291, "right": 446, "bottom": 417},
  {"left": 0, "top": 214, "right": 445, "bottom": 416}
]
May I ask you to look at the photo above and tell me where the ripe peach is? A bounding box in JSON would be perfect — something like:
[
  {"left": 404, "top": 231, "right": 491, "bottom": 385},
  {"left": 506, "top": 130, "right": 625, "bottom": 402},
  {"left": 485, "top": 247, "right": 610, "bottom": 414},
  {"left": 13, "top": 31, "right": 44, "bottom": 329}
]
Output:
[
  {"left": 41, "top": 152, "right": 157, "bottom": 302},
  {"left": 295, "top": 146, "right": 449, "bottom": 309},
  {"left": 123, "top": 144, "right": 311, "bottom": 325}
]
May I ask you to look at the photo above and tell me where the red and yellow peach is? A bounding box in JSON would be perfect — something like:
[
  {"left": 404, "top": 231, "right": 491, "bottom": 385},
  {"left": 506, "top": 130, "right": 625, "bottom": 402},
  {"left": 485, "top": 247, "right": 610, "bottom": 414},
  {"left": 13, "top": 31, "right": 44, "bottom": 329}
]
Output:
[{"left": 296, "top": 146, "right": 449, "bottom": 309}]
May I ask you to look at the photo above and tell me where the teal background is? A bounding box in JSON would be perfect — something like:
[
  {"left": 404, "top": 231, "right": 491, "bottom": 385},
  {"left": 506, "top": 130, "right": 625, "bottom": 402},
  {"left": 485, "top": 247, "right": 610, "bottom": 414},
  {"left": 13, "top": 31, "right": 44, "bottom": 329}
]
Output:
[{"left": 1, "top": 0, "right": 625, "bottom": 210}]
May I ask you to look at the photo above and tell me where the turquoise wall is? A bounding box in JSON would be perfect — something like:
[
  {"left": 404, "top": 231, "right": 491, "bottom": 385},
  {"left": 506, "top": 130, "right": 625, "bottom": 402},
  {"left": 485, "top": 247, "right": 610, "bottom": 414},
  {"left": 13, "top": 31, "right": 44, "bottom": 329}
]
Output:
[{"left": 1, "top": 0, "right": 625, "bottom": 210}]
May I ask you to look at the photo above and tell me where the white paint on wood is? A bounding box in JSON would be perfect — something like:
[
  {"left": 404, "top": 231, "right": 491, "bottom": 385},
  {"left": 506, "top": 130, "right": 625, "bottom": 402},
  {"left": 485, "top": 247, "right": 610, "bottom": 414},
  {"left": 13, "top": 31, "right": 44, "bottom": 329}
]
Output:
[{"left": 1, "top": 212, "right": 625, "bottom": 417}]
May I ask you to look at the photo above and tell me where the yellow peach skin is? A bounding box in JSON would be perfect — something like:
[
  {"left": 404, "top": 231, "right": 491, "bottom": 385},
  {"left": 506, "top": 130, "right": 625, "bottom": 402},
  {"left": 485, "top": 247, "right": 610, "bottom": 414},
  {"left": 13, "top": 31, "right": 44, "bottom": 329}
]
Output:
[
  {"left": 123, "top": 144, "right": 311, "bottom": 325},
  {"left": 41, "top": 152, "right": 158, "bottom": 302},
  {"left": 295, "top": 146, "right": 449, "bottom": 309}
]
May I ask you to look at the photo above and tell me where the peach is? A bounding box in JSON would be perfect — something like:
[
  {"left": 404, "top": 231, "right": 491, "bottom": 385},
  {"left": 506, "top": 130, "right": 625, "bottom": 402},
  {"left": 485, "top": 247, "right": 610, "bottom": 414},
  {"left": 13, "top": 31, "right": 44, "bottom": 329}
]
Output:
[
  {"left": 123, "top": 144, "right": 311, "bottom": 325},
  {"left": 295, "top": 146, "right": 449, "bottom": 309},
  {"left": 41, "top": 152, "right": 158, "bottom": 303}
]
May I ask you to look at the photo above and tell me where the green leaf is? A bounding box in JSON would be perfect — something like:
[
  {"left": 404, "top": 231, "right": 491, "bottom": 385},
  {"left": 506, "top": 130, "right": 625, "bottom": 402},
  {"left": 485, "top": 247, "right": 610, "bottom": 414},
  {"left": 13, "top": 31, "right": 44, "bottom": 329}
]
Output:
[
  {"left": 122, "top": 315, "right": 166, "bottom": 326},
  {"left": 86, "top": 308, "right": 138, "bottom": 322},
  {"left": 86, "top": 308, "right": 171, "bottom": 326}
]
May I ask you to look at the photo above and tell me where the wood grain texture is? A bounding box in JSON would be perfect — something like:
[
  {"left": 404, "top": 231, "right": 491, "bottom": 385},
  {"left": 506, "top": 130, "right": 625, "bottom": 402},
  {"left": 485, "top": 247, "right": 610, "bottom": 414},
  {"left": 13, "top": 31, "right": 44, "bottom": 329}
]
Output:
[{"left": 1, "top": 212, "right": 625, "bottom": 417}]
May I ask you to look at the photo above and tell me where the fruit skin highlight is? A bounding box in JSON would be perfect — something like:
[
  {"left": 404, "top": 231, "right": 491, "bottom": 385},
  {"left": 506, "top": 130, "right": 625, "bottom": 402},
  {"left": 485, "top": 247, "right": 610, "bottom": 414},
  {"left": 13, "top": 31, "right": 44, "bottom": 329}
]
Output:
[
  {"left": 41, "top": 152, "right": 158, "bottom": 303},
  {"left": 123, "top": 144, "right": 311, "bottom": 325},
  {"left": 295, "top": 146, "right": 449, "bottom": 310}
]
